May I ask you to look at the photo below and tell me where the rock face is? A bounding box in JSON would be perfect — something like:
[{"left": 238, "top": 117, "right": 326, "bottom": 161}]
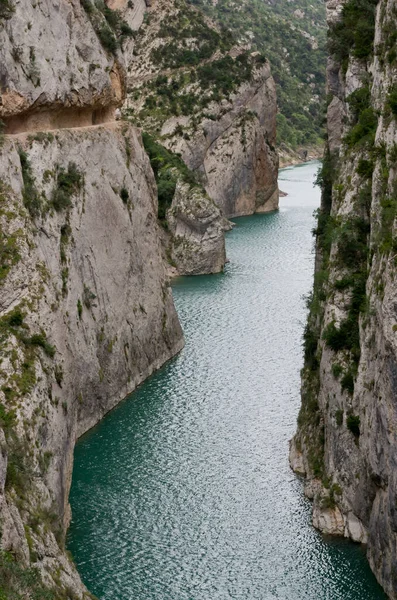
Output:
[
  {"left": 291, "top": 0, "right": 397, "bottom": 597},
  {"left": 0, "top": 0, "right": 125, "bottom": 132},
  {"left": 121, "top": 0, "right": 279, "bottom": 273},
  {"left": 167, "top": 181, "right": 231, "bottom": 276},
  {"left": 0, "top": 0, "right": 183, "bottom": 597},
  {"left": 169, "top": 63, "right": 279, "bottom": 218}
]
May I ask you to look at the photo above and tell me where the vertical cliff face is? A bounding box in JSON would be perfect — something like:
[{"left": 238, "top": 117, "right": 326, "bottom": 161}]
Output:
[
  {"left": 0, "top": 1, "right": 183, "bottom": 596},
  {"left": 291, "top": 0, "right": 397, "bottom": 596}
]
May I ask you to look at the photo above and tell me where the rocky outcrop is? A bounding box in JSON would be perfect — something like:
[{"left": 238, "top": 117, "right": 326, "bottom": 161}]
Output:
[
  {"left": 167, "top": 181, "right": 231, "bottom": 275},
  {"left": 0, "top": 0, "right": 184, "bottom": 597},
  {"left": 156, "top": 61, "right": 279, "bottom": 218},
  {"left": 0, "top": 0, "right": 125, "bottom": 132},
  {"left": 291, "top": 0, "right": 397, "bottom": 596}
]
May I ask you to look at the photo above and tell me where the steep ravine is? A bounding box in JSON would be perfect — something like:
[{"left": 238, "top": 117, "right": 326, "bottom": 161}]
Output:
[
  {"left": 67, "top": 163, "right": 386, "bottom": 600},
  {"left": 291, "top": 0, "right": 397, "bottom": 597}
]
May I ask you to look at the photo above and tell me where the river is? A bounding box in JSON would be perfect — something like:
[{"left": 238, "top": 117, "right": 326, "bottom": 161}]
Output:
[{"left": 67, "top": 162, "right": 386, "bottom": 600}]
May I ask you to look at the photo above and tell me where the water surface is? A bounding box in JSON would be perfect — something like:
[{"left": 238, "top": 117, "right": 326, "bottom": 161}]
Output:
[{"left": 68, "top": 162, "right": 386, "bottom": 599}]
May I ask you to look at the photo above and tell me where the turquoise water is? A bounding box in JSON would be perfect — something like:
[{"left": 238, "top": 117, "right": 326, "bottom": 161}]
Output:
[{"left": 67, "top": 162, "right": 386, "bottom": 599}]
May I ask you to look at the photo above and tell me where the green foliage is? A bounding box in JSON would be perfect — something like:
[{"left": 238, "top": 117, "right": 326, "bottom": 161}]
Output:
[
  {"left": 346, "top": 414, "right": 360, "bottom": 437},
  {"left": 345, "top": 108, "right": 378, "bottom": 147},
  {"left": 344, "top": 87, "right": 378, "bottom": 148},
  {"left": 0, "top": 403, "right": 16, "bottom": 432},
  {"left": 335, "top": 409, "right": 344, "bottom": 426},
  {"left": 151, "top": 6, "right": 232, "bottom": 68},
  {"left": 142, "top": 132, "right": 198, "bottom": 222},
  {"left": 386, "top": 84, "right": 397, "bottom": 118},
  {"left": 331, "top": 363, "right": 343, "bottom": 378},
  {"left": 52, "top": 163, "right": 83, "bottom": 211},
  {"left": 356, "top": 158, "right": 374, "bottom": 178},
  {"left": 97, "top": 25, "right": 118, "bottom": 53},
  {"left": 187, "top": 0, "right": 326, "bottom": 147},
  {"left": 81, "top": 0, "right": 134, "bottom": 54},
  {"left": 335, "top": 218, "right": 369, "bottom": 269},
  {"left": 323, "top": 273, "right": 367, "bottom": 358},
  {"left": 0, "top": 0, "right": 14, "bottom": 18},
  {"left": 197, "top": 53, "right": 253, "bottom": 96},
  {"left": 341, "top": 368, "right": 355, "bottom": 394},
  {"left": 328, "top": 0, "right": 378, "bottom": 66},
  {"left": 23, "top": 334, "right": 56, "bottom": 358},
  {"left": 378, "top": 186, "right": 397, "bottom": 254},
  {"left": 18, "top": 149, "right": 42, "bottom": 217},
  {"left": 0, "top": 550, "right": 71, "bottom": 600}
]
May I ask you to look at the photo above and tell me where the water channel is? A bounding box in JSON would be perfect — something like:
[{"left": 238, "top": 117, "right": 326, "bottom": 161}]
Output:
[{"left": 67, "top": 162, "right": 386, "bottom": 599}]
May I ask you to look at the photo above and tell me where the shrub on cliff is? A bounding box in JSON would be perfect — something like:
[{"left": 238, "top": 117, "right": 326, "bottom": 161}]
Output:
[
  {"left": 328, "top": 0, "right": 378, "bottom": 66},
  {"left": 346, "top": 414, "right": 360, "bottom": 437},
  {"left": 52, "top": 163, "right": 83, "bottom": 212},
  {"left": 142, "top": 132, "right": 199, "bottom": 223}
]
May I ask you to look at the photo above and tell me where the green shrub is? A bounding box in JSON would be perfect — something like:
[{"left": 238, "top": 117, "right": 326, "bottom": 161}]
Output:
[
  {"left": 331, "top": 363, "right": 343, "bottom": 378},
  {"left": 0, "top": 550, "right": 65, "bottom": 600},
  {"left": 346, "top": 414, "right": 360, "bottom": 437},
  {"left": 52, "top": 163, "right": 83, "bottom": 211},
  {"left": 335, "top": 409, "right": 344, "bottom": 426},
  {"left": 336, "top": 218, "right": 369, "bottom": 269},
  {"left": 142, "top": 132, "right": 199, "bottom": 223},
  {"left": 0, "top": 0, "right": 14, "bottom": 18},
  {"left": 18, "top": 149, "right": 42, "bottom": 217},
  {"left": 4, "top": 307, "right": 24, "bottom": 327},
  {"left": 328, "top": 0, "right": 377, "bottom": 64},
  {"left": 356, "top": 158, "right": 374, "bottom": 178},
  {"left": 23, "top": 334, "right": 56, "bottom": 358},
  {"left": 0, "top": 403, "right": 16, "bottom": 431},
  {"left": 345, "top": 107, "right": 378, "bottom": 147},
  {"left": 97, "top": 25, "right": 118, "bottom": 53},
  {"left": 341, "top": 369, "right": 355, "bottom": 394}
]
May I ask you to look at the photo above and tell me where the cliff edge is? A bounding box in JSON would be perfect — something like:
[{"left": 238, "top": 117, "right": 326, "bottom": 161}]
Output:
[
  {"left": 291, "top": 0, "right": 397, "bottom": 596},
  {"left": 0, "top": 0, "right": 183, "bottom": 596}
]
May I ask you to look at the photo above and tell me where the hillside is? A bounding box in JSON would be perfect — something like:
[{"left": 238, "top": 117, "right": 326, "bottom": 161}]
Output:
[{"left": 187, "top": 0, "right": 327, "bottom": 156}]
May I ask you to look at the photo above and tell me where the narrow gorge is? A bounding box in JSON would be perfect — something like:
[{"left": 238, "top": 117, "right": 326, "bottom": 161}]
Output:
[{"left": 0, "top": 0, "right": 396, "bottom": 597}]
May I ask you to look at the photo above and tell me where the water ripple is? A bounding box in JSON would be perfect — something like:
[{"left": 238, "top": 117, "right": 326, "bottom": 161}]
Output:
[{"left": 67, "top": 162, "right": 386, "bottom": 600}]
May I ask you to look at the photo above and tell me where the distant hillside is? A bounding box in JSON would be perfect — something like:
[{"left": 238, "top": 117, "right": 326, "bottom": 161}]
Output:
[{"left": 188, "top": 0, "right": 327, "bottom": 150}]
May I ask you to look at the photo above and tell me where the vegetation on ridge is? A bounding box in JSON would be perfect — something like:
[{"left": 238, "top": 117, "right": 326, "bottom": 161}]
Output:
[{"left": 187, "top": 0, "right": 327, "bottom": 148}]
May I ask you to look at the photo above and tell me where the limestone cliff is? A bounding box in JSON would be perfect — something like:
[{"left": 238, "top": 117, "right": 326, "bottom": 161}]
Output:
[
  {"left": 291, "top": 0, "right": 397, "bottom": 596},
  {"left": 120, "top": 0, "right": 279, "bottom": 273},
  {"left": 0, "top": 1, "right": 183, "bottom": 597}
]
